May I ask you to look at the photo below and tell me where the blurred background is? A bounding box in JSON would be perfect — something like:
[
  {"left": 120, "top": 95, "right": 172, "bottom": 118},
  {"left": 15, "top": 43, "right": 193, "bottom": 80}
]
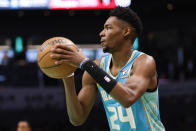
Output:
[{"left": 0, "top": 0, "right": 196, "bottom": 131}]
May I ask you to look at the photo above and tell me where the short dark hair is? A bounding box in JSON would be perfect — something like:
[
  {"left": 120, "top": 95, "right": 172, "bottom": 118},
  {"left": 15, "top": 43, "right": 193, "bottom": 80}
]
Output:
[
  {"left": 109, "top": 7, "right": 143, "bottom": 37},
  {"left": 18, "top": 120, "right": 31, "bottom": 128}
]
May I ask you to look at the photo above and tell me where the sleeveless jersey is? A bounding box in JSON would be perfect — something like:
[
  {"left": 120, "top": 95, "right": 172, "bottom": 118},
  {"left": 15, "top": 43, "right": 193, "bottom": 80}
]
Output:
[{"left": 97, "top": 50, "right": 165, "bottom": 131}]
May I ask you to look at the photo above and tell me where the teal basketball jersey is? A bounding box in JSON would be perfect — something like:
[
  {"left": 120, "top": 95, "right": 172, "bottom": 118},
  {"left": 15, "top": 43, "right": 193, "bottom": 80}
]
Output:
[{"left": 97, "top": 50, "right": 165, "bottom": 131}]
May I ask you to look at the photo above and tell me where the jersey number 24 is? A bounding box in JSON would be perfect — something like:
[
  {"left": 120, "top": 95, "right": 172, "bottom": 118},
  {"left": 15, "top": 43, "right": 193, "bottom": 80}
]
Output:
[{"left": 107, "top": 106, "right": 136, "bottom": 130}]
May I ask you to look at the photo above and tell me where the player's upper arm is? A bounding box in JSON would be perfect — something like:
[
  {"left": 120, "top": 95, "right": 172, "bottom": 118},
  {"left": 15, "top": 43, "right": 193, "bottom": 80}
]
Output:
[
  {"left": 127, "top": 54, "right": 157, "bottom": 90},
  {"left": 77, "top": 59, "right": 101, "bottom": 122},
  {"left": 125, "top": 54, "right": 157, "bottom": 94},
  {"left": 110, "top": 54, "right": 157, "bottom": 107},
  {"left": 126, "top": 54, "right": 157, "bottom": 99}
]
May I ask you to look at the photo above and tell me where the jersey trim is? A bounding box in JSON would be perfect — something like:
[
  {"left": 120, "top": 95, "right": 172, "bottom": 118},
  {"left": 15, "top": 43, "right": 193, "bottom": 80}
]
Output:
[
  {"left": 141, "top": 98, "right": 152, "bottom": 131},
  {"left": 156, "top": 94, "right": 159, "bottom": 117},
  {"left": 127, "top": 51, "right": 143, "bottom": 77},
  {"left": 146, "top": 87, "right": 158, "bottom": 92}
]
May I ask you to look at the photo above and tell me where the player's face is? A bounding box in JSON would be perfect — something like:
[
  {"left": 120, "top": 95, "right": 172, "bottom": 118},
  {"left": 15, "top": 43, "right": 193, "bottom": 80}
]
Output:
[
  {"left": 17, "top": 122, "right": 31, "bottom": 131},
  {"left": 100, "top": 16, "right": 125, "bottom": 53}
]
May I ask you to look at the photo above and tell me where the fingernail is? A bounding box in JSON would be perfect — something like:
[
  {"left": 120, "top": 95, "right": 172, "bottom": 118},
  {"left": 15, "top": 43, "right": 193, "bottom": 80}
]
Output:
[
  {"left": 50, "top": 54, "right": 53, "bottom": 57},
  {"left": 55, "top": 61, "right": 58, "bottom": 64}
]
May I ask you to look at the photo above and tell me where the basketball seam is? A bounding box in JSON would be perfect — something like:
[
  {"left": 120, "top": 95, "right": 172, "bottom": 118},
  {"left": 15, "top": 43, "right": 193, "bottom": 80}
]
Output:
[
  {"left": 41, "top": 63, "right": 63, "bottom": 69},
  {"left": 38, "top": 50, "right": 51, "bottom": 63}
]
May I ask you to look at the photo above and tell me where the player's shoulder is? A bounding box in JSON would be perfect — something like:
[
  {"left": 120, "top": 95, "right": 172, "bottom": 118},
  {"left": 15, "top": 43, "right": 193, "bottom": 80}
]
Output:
[{"left": 133, "top": 52, "right": 156, "bottom": 71}]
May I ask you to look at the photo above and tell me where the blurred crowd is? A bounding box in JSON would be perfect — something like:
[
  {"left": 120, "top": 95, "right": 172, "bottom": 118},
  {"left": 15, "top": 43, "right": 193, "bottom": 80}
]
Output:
[{"left": 0, "top": 1, "right": 196, "bottom": 130}]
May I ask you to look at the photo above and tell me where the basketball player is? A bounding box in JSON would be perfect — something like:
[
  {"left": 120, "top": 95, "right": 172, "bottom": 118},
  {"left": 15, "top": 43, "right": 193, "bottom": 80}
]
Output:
[
  {"left": 51, "top": 7, "right": 165, "bottom": 131},
  {"left": 17, "top": 120, "right": 31, "bottom": 131}
]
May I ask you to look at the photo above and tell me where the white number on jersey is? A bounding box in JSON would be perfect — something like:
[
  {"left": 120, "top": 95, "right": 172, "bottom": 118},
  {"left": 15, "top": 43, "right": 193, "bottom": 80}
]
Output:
[
  {"left": 108, "top": 106, "right": 120, "bottom": 130},
  {"left": 107, "top": 106, "right": 136, "bottom": 130}
]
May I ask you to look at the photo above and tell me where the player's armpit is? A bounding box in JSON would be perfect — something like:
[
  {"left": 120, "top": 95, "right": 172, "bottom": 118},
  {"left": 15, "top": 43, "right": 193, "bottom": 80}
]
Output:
[{"left": 110, "top": 54, "right": 157, "bottom": 108}]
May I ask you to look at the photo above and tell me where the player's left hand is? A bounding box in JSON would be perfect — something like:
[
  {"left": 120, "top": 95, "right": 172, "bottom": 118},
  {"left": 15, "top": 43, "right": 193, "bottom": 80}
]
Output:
[{"left": 50, "top": 44, "right": 87, "bottom": 68}]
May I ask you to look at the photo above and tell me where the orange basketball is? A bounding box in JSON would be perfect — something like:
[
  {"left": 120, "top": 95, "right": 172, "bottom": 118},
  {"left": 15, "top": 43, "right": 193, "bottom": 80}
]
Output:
[{"left": 37, "top": 37, "right": 78, "bottom": 79}]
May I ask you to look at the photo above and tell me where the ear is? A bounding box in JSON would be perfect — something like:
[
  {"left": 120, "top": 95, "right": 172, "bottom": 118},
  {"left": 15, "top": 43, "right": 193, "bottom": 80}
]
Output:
[{"left": 123, "top": 27, "right": 131, "bottom": 39}]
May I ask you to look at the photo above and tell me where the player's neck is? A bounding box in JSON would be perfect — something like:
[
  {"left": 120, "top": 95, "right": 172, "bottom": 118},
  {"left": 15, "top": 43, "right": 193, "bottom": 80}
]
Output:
[{"left": 111, "top": 48, "right": 133, "bottom": 68}]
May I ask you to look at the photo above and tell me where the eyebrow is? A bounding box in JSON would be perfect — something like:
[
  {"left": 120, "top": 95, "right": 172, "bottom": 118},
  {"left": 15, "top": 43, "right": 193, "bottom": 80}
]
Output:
[{"left": 104, "top": 24, "right": 111, "bottom": 28}]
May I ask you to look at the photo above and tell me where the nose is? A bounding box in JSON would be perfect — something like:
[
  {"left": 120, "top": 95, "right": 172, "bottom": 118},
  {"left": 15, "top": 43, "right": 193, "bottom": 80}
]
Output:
[{"left": 99, "top": 29, "right": 105, "bottom": 37}]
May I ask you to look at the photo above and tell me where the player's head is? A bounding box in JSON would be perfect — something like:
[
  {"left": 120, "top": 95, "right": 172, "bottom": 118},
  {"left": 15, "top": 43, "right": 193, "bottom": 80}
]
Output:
[
  {"left": 100, "top": 7, "right": 143, "bottom": 53},
  {"left": 110, "top": 7, "right": 143, "bottom": 38},
  {"left": 17, "top": 120, "right": 31, "bottom": 131}
]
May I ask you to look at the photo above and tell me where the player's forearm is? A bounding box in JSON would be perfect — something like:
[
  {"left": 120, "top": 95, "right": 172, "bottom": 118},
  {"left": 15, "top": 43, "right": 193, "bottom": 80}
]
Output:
[
  {"left": 109, "top": 82, "right": 139, "bottom": 108},
  {"left": 110, "top": 80, "right": 148, "bottom": 108},
  {"left": 62, "top": 77, "right": 86, "bottom": 126}
]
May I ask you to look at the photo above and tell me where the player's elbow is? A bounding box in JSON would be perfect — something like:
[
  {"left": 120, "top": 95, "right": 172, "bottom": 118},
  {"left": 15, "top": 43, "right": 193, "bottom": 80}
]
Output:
[
  {"left": 121, "top": 100, "right": 134, "bottom": 108},
  {"left": 121, "top": 93, "right": 136, "bottom": 108}
]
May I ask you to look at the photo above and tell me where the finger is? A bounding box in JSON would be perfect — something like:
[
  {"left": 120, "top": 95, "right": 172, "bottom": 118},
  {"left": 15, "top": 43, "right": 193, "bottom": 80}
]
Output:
[
  {"left": 51, "top": 48, "right": 72, "bottom": 55},
  {"left": 50, "top": 54, "right": 70, "bottom": 60},
  {"left": 55, "top": 44, "right": 74, "bottom": 52},
  {"left": 50, "top": 53, "right": 61, "bottom": 60},
  {"left": 55, "top": 59, "right": 70, "bottom": 65}
]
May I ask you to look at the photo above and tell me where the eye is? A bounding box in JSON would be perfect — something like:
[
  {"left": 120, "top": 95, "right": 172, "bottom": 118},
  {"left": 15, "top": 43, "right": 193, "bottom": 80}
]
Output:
[{"left": 106, "top": 26, "right": 111, "bottom": 30}]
